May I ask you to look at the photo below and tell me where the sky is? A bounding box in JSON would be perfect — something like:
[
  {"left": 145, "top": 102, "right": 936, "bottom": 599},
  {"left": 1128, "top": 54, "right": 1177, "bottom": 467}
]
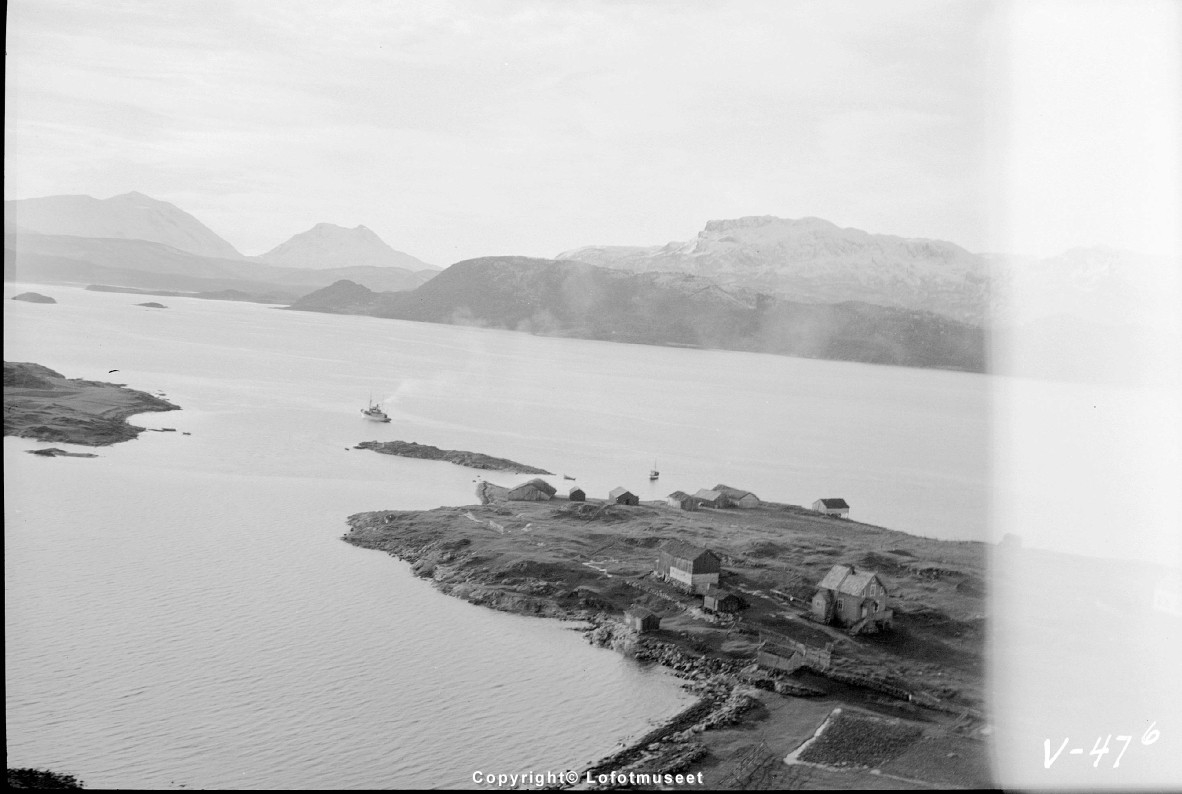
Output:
[{"left": 4, "top": 0, "right": 1180, "bottom": 265}]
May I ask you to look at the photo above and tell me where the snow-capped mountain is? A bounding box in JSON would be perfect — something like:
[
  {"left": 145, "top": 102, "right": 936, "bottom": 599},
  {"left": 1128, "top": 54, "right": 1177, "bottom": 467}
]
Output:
[
  {"left": 4, "top": 192, "right": 243, "bottom": 259},
  {"left": 557, "top": 215, "right": 990, "bottom": 323},
  {"left": 258, "top": 223, "right": 434, "bottom": 271}
]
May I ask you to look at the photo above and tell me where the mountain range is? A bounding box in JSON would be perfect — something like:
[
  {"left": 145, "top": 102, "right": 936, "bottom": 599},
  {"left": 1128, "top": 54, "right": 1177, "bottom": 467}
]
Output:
[
  {"left": 4, "top": 192, "right": 437, "bottom": 298},
  {"left": 289, "top": 258, "right": 987, "bottom": 372},
  {"left": 558, "top": 215, "right": 989, "bottom": 324},
  {"left": 7, "top": 190, "right": 1169, "bottom": 382}
]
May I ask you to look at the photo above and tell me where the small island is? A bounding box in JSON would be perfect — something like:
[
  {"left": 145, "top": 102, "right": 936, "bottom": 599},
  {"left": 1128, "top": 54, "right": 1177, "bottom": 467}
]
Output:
[
  {"left": 136, "top": 302, "right": 167, "bottom": 309},
  {"left": 354, "top": 440, "right": 552, "bottom": 474},
  {"left": 345, "top": 494, "right": 993, "bottom": 788},
  {"left": 11, "top": 292, "right": 57, "bottom": 304},
  {"left": 4, "top": 362, "right": 179, "bottom": 446}
]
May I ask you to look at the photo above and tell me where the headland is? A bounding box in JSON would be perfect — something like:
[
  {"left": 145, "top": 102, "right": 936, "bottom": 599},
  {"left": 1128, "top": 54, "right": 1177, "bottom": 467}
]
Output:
[
  {"left": 4, "top": 362, "right": 179, "bottom": 446},
  {"left": 345, "top": 496, "right": 994, "bottom": 788}
]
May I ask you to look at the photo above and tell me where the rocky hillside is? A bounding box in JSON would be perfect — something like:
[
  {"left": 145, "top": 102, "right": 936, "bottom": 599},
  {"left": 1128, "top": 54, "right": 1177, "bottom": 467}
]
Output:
[
  {"left": 558, "top": 216, "right": 990, "bottom": 324},
  {"left": 4, "top": 192, "right": 243, "bottom": 259},
  {"left": 258, "top": 222, "right": 436, "bottom": 272},
  {"left": 289, "top": 257, "right": 986, "bottom": 372}
]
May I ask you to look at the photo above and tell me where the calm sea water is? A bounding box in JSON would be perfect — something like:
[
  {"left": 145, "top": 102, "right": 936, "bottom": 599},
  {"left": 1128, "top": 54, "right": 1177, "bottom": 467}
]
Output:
[{"left": 5, "top": 283, "right": 993, "bottom": 789}]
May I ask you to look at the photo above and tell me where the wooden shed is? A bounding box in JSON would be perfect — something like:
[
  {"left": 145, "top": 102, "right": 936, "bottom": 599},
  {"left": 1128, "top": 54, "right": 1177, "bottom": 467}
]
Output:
[
  {"left": 609, "top": 487, "right": 639, "bottom": 506},
  {"left": 702, "top": 585, "right": 743, "bottom": 614},
  {"left": 655, "top": 540, "right": 721, "bottom": 592},
  {"left": 568, "top": 487, "right": 586, "bottom": 502},
  {"left": 665, "top": 491, "right": 698, "bottom": 511},
  {"left": 812, "top": 498, "right": 850, "bottom": 517},
  {"left": 623, "top": 607, "right": 661, "bottom": 633}
]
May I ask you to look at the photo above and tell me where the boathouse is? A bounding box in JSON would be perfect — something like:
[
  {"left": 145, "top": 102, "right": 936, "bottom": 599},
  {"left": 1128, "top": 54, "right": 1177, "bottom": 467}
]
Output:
[
  {"left": 655, "top": 540, "right": 721, "bottom": 592},
  {"left": 811, "top": 564, "right": 893, "bottom": 633},
  {"left": 702, "top": 585, "right": 743, "bottom": 614},
  {"left": 568, "top": 486, "right": 586, "bottom": 502},
  {"left": 714, "top": 484, "right": 760, "bottom": 509},
  {"left": 623, "top": 606, "right": 661, "bottom": 633},
  {"left": 665, "top": 491, "right": 698, "bottom": 511},
  {"left": 609, "top": 487, "right": 639, "bottom": 506}
]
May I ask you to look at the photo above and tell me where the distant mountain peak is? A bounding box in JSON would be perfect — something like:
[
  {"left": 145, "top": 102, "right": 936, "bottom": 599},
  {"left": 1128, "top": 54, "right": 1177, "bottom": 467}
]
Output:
[
  {"left": 558, "top": 214, "right": 987, "bottom": 323},
  {"left": 5, "top": 191, "right": 242, "bottom": 259},
  {"left": 258, "top": 223, "right": 433, "bottom": 271}
]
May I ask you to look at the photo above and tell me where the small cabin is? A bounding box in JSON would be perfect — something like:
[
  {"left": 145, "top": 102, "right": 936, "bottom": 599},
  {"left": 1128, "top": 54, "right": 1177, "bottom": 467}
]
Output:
[
  {"left": 702, "top": 585, "right": 742, "bottom": 614},
  {"left": 665, "top": 491, "right": 698, "bottom": 511},
  {"left": 624, "top": 606, "right": 661, "bottom": 633},
  {"left": 812, "top": 497, "right": 849, "bottom": 517},
  {"left": 655, "top": 540, "right": 722, "bottom": 592},
  {"left": 609, "top": 487, "right": 639, "bottom": 506},
  {"left": 693, "top": 489, "right": 731, "bottom": 509},
  {"left": 568, "top": 487, "right": 586, "bottom": 502},
  {"left": 811, "top": 563, "right": 892, "bottom": 633}
]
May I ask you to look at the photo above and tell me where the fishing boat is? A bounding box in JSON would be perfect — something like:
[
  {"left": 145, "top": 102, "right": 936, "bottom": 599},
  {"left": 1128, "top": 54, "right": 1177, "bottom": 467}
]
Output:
[
  {"left": 649, "top": 460, "right": 659, "bottom": 481},
  {"left": 361, "top": 398, "right": 391, "bottom": 423}
]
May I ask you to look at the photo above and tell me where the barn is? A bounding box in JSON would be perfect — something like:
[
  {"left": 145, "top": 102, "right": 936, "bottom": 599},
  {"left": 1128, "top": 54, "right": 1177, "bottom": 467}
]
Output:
[
  {"left": 609, "top": 487, "right": 639, "bottom": 506},
  {"left": 568, "top": 487, "right": 586, "bottom": 502},
  {"left": 655, "top": 540, "right": 722, "bottom": 592}
]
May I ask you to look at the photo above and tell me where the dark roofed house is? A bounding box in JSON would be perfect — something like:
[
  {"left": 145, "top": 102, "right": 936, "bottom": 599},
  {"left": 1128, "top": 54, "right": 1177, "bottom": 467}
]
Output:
[
  {"left": 655, "top": 540, "right": 722, "bottom": 593},
  {"left": 623, "top": 606, "right": 661, "bottom": 633},
  {"left": 811, "top": 563, "right": 892, "bottom": 633},
  {"left": 702, "top": 585, "right": 743, "bottom": 614},
  {"left": 665, "top": 491, "right": 698, "bottom": 511},
  {"left": 568, "top": 486, "right": 586, "bottom": 502},
  {"left": 693, "top": 488, "right": 731, "bottom": 508},
  {"left": 609, "top": 487, "right": 639, "bottom": 506},
  {"left": 714, "top": 484, "right": 760, "bottom": 509},
  {"left": 812, "top": 497, "right": 850, "bottom": 517}
]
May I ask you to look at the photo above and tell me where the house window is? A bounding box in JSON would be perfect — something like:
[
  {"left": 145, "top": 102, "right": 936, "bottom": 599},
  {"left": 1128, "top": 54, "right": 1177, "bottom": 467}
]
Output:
[{"left": 836, "top": 601, "right": 843, "bottom": 613}]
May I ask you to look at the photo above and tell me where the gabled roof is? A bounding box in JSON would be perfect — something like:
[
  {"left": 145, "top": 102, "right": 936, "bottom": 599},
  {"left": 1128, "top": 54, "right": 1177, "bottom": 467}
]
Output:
[
  {"left": 818, "top": 498, "right": 849, "bottom": 509},
  {"left": 624, "top": 606, "right": 656, "bottom": 619},
  {"left": 816, "top": 563, "right": 887, "bottom": 596},
  {"left": 659, "top": 539, "right": 717, "bottom": 561},
  {"left": 702, "top": 584, "right": 736, "bottom": 598},
  {"left": 609, "top": 486, "right": 636, "bottom": 499},
  {"left": 713, "top": 484, "right": 757, "bottom": 499},
  {"left": 694, "top": 489, "right": 723, "bottom": 500},
  {"left": 667, "top": 490, "right": 691, "bottom": 500}
]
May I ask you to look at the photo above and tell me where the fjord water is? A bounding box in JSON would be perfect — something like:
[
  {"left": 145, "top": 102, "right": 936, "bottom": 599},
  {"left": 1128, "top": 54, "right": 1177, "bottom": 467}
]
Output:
[{"left": 4, "top": 285, "right": 989, "bottom": 789}]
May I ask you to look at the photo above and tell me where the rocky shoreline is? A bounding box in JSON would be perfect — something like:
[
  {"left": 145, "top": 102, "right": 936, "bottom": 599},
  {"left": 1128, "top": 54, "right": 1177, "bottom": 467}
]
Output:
[{"left": 4, "top": 362, "right": 180, "bottom": 447}]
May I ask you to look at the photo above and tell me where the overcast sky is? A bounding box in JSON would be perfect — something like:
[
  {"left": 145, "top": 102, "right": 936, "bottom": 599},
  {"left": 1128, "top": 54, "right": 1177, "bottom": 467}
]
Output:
[{"left": 5, "top": 0, "right": 1179, "bottom": 264}]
